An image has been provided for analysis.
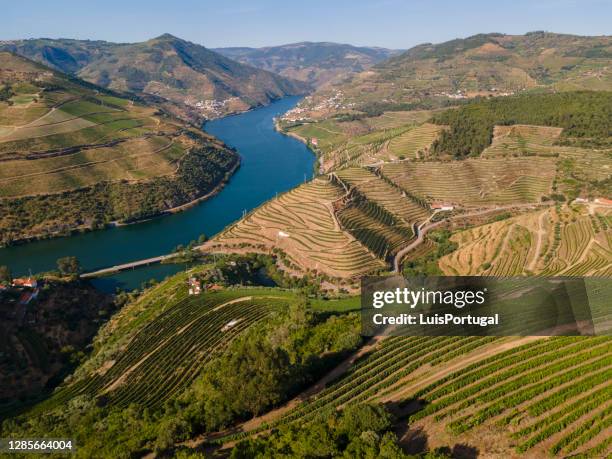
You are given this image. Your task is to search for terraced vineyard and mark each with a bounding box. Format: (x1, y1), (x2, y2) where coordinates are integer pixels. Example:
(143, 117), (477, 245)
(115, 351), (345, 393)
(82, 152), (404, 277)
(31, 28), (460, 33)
(381, 157), (556, 207)
(335, 167), (430, 226)
(440, 205), (612, 276)
(216, 333), (611, 458)
(559, 147), (612, 184)
(386, 123), (445, 159)
(337, 194), (414, 259)
(284, 111), (445, 173)
(29, 288), (289, 413)
(225, 336), (501, 441)
(482, 124), (563, 157)
(207, 177), (384, 279)
(0, 52), (237, 244)
(406, 336), (612, 458)
(0, 53), (200, 197)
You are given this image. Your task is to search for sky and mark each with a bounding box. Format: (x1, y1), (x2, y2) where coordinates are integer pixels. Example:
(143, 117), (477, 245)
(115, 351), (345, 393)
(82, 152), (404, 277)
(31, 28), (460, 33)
(4, 0), (611, 49)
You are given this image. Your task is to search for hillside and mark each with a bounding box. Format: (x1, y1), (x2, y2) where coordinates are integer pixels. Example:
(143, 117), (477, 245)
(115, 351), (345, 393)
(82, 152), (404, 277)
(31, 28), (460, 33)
(0, 276), (113, 412)
(3, 266), (609, 457)
(1, 35), (309, 121)
(214, 41), (400, 87)
(205, 90), (611, 287)
(0, 52), (239, 245)
(294, 32), (612, 118)
(2, 31), (611, 459)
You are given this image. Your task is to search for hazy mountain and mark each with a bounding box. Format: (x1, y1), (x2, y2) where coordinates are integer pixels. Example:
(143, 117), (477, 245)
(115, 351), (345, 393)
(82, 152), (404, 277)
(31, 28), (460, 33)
(1, 34), (309, 120)
(298, 32), (612, 116)
(214, 42), (401, 87)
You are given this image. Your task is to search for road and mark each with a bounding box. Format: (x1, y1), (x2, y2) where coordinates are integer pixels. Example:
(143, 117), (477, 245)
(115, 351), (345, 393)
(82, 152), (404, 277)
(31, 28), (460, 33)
(393, 219), (444, 272)
(393, 203), (552, 273)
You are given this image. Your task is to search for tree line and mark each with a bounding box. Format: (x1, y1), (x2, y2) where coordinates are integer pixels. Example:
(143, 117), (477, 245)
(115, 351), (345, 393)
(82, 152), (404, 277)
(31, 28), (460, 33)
(430, 91), (612, 158)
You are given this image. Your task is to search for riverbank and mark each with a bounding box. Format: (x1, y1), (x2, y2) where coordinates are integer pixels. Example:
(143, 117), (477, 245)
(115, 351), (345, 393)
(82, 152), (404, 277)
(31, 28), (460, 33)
(0, 146), (240, 248)
(111, 159), (241, 228)
(274, 118), (322, 175)
(0, 96), (314, 290)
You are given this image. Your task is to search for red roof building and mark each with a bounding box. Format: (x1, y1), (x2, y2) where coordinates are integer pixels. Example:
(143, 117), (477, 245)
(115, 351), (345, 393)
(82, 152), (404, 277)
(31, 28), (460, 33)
(12, 277), (38, 288)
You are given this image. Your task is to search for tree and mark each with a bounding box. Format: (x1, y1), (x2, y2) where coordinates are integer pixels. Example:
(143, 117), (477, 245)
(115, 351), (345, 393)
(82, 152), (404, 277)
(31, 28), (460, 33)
(0, 265), (11, 283)
(57, 256), (81, 276)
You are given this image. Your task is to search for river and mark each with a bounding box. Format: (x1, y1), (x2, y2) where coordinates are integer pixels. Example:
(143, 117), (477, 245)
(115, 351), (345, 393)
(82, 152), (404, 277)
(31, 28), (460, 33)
(0, 96), (314, 291)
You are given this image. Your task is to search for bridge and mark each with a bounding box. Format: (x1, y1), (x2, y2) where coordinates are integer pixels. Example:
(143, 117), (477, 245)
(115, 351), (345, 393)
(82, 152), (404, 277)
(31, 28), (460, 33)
(80, 253), (178, 278)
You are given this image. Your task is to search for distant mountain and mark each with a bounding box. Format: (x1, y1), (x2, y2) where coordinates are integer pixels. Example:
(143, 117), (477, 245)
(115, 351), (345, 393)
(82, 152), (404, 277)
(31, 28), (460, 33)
(1, 34), (309, 121)
(297, 32), (612, 116)
(375, 32), (611, 92)
(214, 42), (401, 87)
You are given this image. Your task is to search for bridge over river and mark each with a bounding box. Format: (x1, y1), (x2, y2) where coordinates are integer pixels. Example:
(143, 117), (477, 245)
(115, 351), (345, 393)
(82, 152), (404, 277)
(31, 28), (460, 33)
(80, 253), (178, 278)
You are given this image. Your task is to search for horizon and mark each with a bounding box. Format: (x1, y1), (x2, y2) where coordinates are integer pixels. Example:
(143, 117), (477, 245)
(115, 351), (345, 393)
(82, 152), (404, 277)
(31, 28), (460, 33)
(4, 0), (612, 49)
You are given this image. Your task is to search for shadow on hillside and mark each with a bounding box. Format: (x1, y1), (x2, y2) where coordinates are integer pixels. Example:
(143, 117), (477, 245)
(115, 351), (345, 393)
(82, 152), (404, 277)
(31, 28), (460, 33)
(386, 400), (480, 459)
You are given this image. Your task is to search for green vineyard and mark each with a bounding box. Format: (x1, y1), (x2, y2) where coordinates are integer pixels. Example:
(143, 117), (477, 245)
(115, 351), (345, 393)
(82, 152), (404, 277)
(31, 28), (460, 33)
(29, 289), (290, 413)
(381, 157), (556, 207)
(337, 193), (414, 259)
(407, 336), (612, 458)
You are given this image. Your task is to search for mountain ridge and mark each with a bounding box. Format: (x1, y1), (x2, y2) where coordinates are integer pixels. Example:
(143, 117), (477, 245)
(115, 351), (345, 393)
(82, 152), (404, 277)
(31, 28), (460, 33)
(214, 41), (402, 87)
(1, 34), (309, 121)
(294, 31), (612, 118)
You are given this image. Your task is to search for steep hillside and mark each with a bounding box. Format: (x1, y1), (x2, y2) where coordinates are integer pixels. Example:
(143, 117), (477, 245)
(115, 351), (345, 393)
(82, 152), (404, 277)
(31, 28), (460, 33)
(295, 32), (612, 118)
(0, 52), (239, 245)
(0, 276), (113, 411)
(1, 35), (309, 121)
(214, 42), (400, 87)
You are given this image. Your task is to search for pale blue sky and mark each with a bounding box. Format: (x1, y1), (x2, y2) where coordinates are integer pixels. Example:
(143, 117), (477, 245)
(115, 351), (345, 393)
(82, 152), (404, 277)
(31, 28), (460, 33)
(4, 0), (611, 49)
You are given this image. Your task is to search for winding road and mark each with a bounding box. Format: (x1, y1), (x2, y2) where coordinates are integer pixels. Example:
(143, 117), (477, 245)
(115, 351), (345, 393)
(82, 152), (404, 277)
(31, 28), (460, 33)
(393, 203), (553, 273)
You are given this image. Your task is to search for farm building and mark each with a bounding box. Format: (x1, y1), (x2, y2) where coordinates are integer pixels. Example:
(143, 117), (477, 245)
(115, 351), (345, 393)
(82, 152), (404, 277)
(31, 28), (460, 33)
(12, 277), (38, 288)
(188, 277), (202, 295)
(431, 203), (454, 211)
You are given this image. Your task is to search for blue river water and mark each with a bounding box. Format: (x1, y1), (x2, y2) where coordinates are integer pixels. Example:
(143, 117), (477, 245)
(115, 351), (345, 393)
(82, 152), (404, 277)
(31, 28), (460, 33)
(0, 96), (314, 291)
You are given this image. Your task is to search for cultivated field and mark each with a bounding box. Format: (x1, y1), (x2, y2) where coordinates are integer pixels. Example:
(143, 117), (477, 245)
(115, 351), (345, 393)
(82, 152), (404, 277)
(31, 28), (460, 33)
(482, 124), (563, 157)
(381, 157), (556, 207)
(220, 334), (612, 458)
(0, 67), (197, 198)
(29, 284), (291, 414)
(284, 111), (444, 172)
(439, 204), (612, 276)
(0, 52), (237, 244)
(207, 177), (385, 279)
(208, 169), (435, 278)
